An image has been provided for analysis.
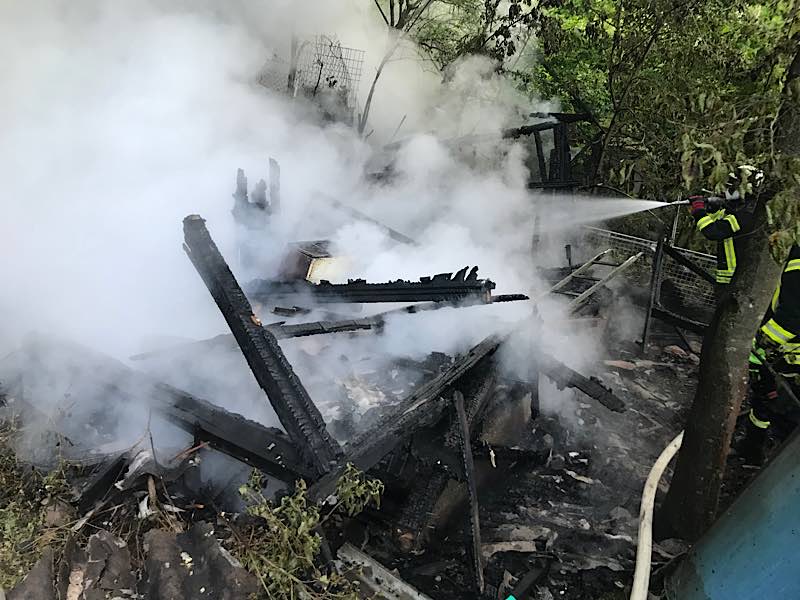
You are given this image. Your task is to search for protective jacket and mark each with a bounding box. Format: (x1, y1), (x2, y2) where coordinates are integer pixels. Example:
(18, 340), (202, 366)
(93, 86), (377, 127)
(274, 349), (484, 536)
(691, 203), (754, 284)
(758, 244), (800, 365)
(748, 244), (800, 431)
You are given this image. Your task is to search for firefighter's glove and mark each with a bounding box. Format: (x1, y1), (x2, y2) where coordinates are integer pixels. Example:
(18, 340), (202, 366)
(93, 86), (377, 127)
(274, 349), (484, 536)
(688, 196), (706, 216)
(755, 329), (781, 363)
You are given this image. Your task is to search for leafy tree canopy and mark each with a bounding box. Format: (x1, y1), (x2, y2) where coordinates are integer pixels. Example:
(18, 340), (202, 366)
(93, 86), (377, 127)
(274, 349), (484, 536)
(390, 0), (800, 245)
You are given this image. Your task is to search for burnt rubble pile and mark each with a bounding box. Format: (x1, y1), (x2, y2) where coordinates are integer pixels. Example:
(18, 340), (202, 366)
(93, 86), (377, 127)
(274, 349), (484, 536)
(1, 208), (705, 600)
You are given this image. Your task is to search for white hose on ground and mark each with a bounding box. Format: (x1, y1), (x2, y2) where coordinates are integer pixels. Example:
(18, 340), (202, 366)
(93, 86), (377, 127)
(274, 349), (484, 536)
(629, 430), (685, 600)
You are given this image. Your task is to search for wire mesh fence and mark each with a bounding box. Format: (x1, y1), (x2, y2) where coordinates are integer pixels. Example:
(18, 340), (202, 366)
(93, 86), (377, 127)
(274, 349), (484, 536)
(582, 226), (716, 317)
(295, 36), (365, 109)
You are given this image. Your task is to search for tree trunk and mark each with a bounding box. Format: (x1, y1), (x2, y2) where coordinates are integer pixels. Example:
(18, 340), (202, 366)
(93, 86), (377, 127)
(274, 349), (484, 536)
(657, 202), (780, 540)
(658, 44), (800, 541)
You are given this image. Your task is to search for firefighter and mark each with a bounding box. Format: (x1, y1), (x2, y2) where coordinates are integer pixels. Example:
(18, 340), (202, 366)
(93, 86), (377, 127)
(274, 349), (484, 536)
(688, 165), (764, 289)
(741, 243), (800, 464)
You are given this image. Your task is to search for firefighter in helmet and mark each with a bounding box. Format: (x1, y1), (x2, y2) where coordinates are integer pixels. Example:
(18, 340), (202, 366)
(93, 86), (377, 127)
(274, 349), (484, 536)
(687, 165), (765, 290)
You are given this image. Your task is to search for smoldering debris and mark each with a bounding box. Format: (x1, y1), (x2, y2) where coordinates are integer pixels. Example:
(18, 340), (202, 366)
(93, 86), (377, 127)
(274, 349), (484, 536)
(0, 4), (706, 598)
(0, 167), (691, 600)
(0, 202), (674, 600)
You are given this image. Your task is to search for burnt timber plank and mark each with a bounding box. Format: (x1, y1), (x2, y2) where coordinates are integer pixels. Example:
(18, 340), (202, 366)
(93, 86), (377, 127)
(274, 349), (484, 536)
(154, 384), (314, 482)
(539, 353), (625, 412)
(452, 391), (484, 594)
(244, 271), (496, 305)
(308, 335), (503, 501)
(182, 215), (342, 476)
(130, 297), (530, 363)
(73, 454), (129, 512)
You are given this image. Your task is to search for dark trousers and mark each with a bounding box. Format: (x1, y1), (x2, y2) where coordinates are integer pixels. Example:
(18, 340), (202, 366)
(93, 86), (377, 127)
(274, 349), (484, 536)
(749, 360), (800, 439)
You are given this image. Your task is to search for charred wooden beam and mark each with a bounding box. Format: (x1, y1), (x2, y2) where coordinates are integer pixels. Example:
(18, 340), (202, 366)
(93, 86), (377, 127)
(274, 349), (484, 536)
(538, 353), (625, 412)
(321, 194), (417, 246)
(131, 296), (530, 363)
(336, 543), (434, 599)
(244, 269), (496, 305)
(492, 293), (530, 303)
(308, 335), (503, 501)
(73, 453), (128, 513)
(529, 111), (593, 123)
(130, 318), (380, 361)
(182, 215), (342, 476)
(452, 390), (485, 594)
(154, 384), (314, 482)
(502, 121), (563, 139)
(396, 371), (543, 551)
(275, 317), (377, 338)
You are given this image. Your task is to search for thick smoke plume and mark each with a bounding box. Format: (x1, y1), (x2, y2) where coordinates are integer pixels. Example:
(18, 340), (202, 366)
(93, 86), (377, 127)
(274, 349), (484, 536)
(0, 1), (606, 453)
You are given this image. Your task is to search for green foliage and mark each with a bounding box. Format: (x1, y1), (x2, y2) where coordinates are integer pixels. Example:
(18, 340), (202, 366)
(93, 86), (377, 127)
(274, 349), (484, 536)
(0, 423), (69, 590)
(334, 463), (384, 517)
(404, 0), (800, 246)
(233, 466), (383, 599)
(386, 0), (538, 68)
(540, 1), (798, 184)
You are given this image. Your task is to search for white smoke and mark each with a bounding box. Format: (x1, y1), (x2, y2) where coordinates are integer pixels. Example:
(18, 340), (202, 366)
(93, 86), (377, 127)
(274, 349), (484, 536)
(0, 0), (613, 456)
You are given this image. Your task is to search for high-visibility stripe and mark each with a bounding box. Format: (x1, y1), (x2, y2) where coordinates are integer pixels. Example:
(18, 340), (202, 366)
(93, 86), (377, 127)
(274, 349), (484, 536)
(716, 274), (732, 283)
(697, 209), (725, 231)
(749, 350), (764, 365)
(724, 214), (741, 232)
(723, 237), (737, 272)
(761, 319), (796, 344)
(749, 409), (771, 429)
(786, 259), (800, 272)
(772, 282), (781, 312)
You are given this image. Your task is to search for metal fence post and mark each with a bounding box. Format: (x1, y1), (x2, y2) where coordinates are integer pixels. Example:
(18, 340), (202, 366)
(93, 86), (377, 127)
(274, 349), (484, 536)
(641, 237), (666, 354)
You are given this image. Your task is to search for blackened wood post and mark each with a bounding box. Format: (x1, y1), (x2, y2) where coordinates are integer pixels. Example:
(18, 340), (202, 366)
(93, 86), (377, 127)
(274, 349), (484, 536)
(453, 390), (484, 594)
(182, 215), (342, 477)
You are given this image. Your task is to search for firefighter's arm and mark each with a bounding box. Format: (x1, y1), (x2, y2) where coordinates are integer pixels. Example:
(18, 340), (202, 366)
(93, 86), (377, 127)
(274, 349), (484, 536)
(694, 207), (741, 241)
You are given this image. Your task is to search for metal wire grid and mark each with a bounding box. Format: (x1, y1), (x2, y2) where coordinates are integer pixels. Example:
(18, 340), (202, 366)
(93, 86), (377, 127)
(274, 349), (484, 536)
(581, 226), (716, 311)
(661, 247), (717, 309)
(295, 36), (365, 108)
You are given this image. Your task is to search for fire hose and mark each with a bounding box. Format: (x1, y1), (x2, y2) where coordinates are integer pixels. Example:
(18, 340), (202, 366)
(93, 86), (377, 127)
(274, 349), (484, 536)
(629, 431), (684, 600)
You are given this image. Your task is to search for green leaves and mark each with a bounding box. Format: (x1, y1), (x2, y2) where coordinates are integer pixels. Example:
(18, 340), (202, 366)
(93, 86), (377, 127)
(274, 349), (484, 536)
(234, 466), (383, 599)
(334, 463), (385, 517)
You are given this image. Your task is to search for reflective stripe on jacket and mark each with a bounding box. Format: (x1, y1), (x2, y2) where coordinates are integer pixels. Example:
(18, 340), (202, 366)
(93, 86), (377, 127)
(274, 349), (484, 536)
(758, 247), (800, 364)
(692, 206), (751, 284)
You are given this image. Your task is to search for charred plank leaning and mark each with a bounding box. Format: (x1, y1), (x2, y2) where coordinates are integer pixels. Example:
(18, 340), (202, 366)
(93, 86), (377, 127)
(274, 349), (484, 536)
(182, 215), (342, 476)
(155, 383), (314, 482)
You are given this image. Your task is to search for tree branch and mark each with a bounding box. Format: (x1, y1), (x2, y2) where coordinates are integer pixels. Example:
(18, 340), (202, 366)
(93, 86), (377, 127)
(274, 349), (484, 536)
(373, 0), (390, 26)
